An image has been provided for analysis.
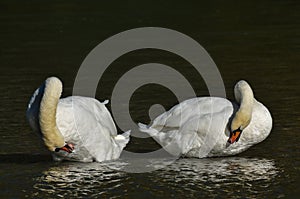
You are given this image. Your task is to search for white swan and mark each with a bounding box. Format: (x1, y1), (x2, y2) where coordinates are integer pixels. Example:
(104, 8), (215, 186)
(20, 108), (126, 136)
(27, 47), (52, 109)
(139, 80), (272, 158)
(26, 77), (130, 162)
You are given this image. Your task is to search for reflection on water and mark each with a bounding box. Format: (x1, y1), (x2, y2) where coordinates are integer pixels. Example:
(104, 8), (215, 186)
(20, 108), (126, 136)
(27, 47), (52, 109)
(152, 157), (279, 198)
(32, 161), (129, 198)
(160, 157), (278, 182)
(31, 157), (278, 198)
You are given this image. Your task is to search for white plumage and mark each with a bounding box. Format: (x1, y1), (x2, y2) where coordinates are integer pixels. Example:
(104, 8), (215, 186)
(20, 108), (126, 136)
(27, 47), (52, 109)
(26, 77), (130, 162)
(139, 80), (272, 158)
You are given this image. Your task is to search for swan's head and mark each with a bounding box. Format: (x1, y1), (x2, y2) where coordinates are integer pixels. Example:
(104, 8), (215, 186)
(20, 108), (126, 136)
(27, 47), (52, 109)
(228, 80), (254, 144)
(55, 143), (75, 153)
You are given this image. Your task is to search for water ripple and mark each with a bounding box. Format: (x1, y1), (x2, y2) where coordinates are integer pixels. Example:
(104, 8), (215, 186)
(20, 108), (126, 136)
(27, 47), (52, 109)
(29, 157), (280, 198)
(31, 160), (129, 198)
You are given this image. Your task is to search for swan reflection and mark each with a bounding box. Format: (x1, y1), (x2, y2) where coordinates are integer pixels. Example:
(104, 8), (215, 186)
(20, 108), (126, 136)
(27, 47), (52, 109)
(151, 157), (278, 181)
(149, 157), (279, 198)
(32, 157), (278, 198)
(33, 160), (129, 197)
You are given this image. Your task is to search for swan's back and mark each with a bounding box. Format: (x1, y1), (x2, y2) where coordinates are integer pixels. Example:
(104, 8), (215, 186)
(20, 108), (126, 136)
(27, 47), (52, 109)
(150, 97), (234, 131)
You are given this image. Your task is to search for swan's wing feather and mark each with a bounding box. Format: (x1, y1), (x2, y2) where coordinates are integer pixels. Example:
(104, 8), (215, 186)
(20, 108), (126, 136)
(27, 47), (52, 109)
(56, 96), (118, 148)
(149, 97), (232, 130)
(139, 97), (234, 156)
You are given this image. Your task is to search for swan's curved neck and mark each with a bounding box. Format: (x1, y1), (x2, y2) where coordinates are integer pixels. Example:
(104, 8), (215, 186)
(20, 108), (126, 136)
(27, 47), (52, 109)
(39, 77), (65, 151)
(232, 81), (254, 131)
(237, 87), (254, 116)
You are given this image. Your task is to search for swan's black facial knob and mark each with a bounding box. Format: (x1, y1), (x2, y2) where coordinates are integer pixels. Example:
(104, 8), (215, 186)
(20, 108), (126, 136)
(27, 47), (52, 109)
(228, 127), (242, 144)
(55, 143), (74, 153)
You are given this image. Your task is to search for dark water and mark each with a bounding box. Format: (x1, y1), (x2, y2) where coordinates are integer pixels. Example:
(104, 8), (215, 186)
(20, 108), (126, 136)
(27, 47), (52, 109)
(0, 0), (299, 198)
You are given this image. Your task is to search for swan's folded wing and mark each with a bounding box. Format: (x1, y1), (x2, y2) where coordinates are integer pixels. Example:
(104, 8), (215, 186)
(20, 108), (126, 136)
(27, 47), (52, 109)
(56, 96), (122, 161)
(56, 96), (118, 139)
(91, 98), (118, 136)
(141, 107), (233, 157)
(149, 97), (232, 131)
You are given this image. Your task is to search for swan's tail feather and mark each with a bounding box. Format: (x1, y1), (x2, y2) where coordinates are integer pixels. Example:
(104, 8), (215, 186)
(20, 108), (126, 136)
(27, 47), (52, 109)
(138, 122), (159, 137)
(121, 130), (131, 139)
(138, 122), (180, 156)
(114, 130), (131, 149)
(138, 122), (148, 130)
(101, 100), (109, 105)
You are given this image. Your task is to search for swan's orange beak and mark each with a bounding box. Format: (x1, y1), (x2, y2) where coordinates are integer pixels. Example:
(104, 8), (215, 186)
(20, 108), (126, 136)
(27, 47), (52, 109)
(55, 143), (74, 153)
(228, 130), (242, 144)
